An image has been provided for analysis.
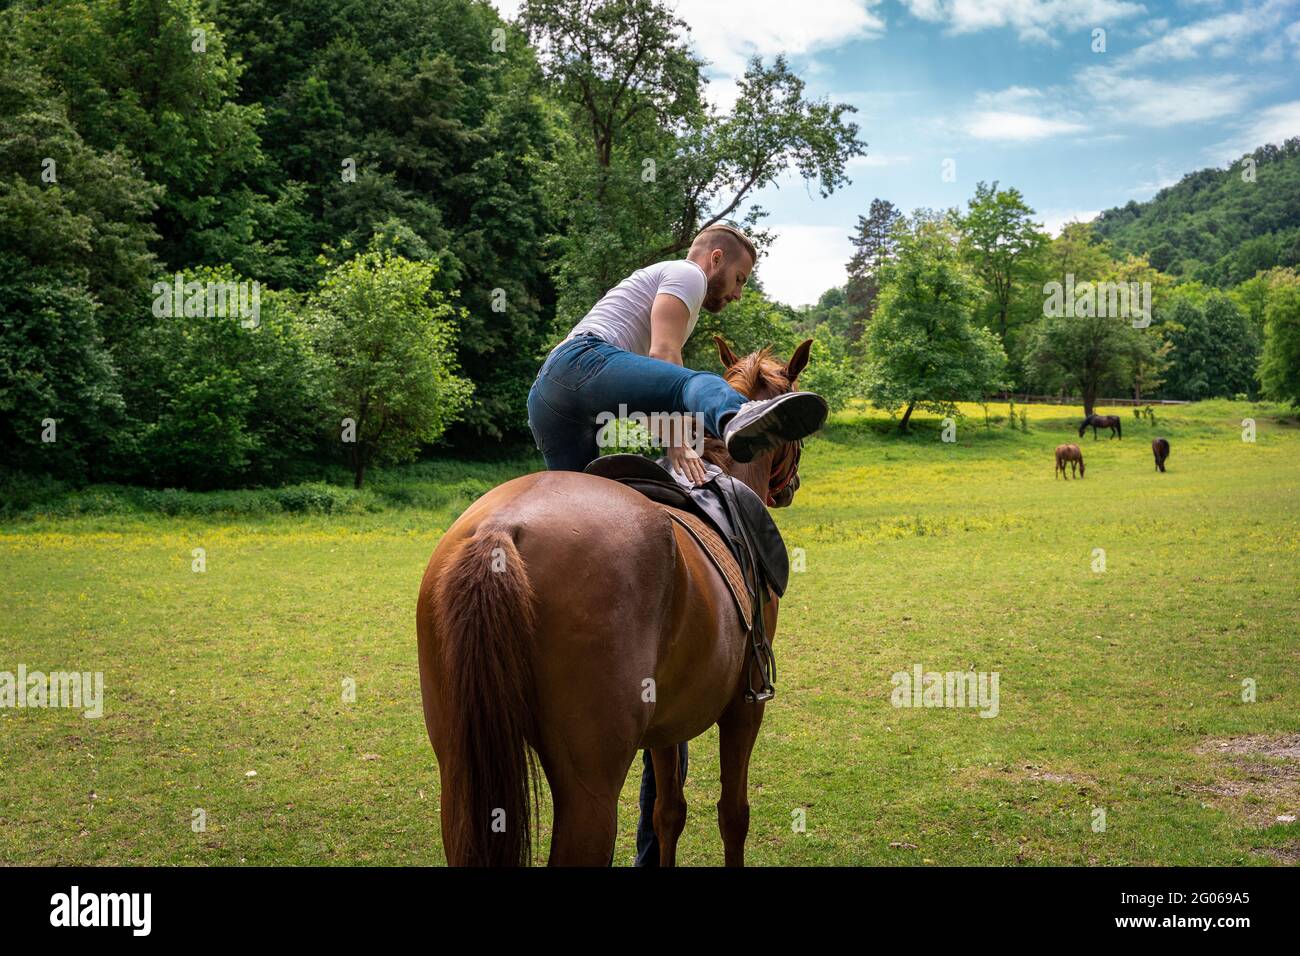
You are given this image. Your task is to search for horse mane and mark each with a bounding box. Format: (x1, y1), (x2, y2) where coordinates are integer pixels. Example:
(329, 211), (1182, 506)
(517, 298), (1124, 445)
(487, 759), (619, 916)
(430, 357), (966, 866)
(721, 347), (792, 402)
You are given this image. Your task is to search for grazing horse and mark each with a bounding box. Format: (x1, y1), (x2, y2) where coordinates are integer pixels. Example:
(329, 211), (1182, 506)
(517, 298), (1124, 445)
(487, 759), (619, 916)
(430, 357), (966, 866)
(1055, 443), (1084, 479)
(1079, 414), (1121, 440)
(1152, 437), (1170, 472)
(416, 338), (815, 867)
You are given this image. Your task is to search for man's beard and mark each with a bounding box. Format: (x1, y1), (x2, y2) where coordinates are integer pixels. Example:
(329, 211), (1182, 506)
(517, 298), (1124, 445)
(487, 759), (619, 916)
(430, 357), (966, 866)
(702, 273), (728, 313)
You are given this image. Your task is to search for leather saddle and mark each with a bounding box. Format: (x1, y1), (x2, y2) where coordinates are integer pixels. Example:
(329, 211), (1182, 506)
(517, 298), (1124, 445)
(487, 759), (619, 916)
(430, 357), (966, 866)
(583, 453), (788, 702)
(583, 454), (789, 597)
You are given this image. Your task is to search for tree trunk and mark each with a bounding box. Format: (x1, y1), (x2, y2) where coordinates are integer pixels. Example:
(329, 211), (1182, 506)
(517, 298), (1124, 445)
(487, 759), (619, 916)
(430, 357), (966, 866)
(353, 459), (366, 489)
(899, 400), (916, 431)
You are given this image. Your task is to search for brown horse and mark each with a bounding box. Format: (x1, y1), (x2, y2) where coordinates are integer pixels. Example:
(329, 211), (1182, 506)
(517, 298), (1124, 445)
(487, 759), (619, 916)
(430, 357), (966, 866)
(1152, 437), (1170, 472)
(1055, 443), (1084, 479)
(1079, 414), (1121, 440)
(416, 337), (815, 866)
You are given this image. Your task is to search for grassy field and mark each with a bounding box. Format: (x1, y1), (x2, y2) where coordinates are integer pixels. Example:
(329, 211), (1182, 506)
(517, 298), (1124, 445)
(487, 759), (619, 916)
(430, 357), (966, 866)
(2, 399), (1297, 866)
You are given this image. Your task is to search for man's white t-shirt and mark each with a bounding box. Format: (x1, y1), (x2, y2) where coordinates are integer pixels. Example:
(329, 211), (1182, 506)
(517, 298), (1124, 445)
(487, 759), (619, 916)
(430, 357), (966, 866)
(559, 259), (708, 356)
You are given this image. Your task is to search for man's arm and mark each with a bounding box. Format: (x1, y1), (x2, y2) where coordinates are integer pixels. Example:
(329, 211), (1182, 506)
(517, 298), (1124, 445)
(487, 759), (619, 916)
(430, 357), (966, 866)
(646, 292), (710, 485)
(648, 292), (690, 366)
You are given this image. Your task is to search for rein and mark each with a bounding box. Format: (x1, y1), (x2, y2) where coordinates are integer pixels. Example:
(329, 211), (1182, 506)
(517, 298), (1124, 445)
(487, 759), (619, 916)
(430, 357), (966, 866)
(765, 440), (801, 506)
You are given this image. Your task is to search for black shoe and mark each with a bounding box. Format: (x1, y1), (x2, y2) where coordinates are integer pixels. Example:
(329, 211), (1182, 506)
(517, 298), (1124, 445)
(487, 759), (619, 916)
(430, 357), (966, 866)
(723, 392), (828, 463)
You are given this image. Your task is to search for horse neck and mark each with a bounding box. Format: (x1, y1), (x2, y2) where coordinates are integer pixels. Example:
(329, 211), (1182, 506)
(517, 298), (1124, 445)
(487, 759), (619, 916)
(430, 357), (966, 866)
(702, 437), (772, 502)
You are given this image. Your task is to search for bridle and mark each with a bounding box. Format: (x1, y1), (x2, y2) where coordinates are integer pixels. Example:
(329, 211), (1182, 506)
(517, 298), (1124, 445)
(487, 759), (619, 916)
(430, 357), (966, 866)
(764, 438), (802, 506)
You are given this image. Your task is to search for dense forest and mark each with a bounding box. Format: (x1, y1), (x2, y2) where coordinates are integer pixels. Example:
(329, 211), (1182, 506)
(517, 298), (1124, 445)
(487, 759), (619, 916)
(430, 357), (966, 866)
(1092, 138), (1300, 287)
(2, 0), (1298, 494)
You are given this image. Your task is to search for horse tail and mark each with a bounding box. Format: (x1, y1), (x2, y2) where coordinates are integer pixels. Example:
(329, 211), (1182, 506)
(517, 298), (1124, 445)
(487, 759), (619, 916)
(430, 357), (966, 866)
(433, 525), (541, 866)
(1115, 418), (1121, 439)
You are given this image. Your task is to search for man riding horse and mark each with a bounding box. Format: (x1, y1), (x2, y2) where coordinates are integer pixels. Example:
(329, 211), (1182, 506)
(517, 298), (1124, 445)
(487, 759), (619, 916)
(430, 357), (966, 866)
(525, 224), (827, 865)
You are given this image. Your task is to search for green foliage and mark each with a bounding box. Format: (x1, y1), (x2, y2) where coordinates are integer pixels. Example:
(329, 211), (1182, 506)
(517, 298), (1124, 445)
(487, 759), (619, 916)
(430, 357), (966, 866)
(863, 212), (1008, 429)
(309, 247), (474, 487)
(122, 267), (325, 488)
(1160, 294), (1259, 400)
(845, 198), (901, 341)
(525, 0), (864, 324)
(1092, 138), (1300, 286)
(0, 26), (159, 476)
(1258, 276), (1300, 408)
(958, 181), (1049, 375)
(684, 289), (799, 370)
(1026, 223), (1172, 410)
(796, 328), (864, 415)
(214, 0), (560, 438)
(17, 0), (292, 280)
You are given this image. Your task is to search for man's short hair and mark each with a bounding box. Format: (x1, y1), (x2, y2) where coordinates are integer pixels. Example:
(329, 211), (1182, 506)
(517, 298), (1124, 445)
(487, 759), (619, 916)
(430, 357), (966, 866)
(690, 224), (757, 264)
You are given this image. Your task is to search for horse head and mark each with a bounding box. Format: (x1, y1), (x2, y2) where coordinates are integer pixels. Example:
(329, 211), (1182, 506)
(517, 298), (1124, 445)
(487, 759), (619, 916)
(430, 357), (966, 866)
(708, 334), (814, 508)
(1078, 417), (1090, 438)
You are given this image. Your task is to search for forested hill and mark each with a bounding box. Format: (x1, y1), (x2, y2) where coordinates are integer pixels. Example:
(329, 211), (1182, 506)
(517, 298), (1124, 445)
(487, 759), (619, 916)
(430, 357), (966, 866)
(1091, 138), (1300, 287)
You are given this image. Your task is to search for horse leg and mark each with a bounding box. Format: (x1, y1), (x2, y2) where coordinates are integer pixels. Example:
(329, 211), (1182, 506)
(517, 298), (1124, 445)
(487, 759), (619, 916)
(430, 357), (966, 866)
(545, 756), (631, 866)
(534, 696), (642, 867)
(649, 745), (687, 866)
(716, 693), (764, 867)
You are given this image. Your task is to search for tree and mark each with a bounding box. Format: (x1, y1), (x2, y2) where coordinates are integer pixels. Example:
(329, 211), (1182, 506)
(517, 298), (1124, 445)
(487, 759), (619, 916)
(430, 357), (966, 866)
(210, 0), (561, 440)
(1161, 293), (1257, 400)
(1112, 254), (1174, 402)
(18, 0), (290, 283)
(310, 247), (473, 488)
(0, 24), (159, 478)
(1092, 137), (1300, 287)
(126, 267), (325, 488)
(523, 0), (865, 321)
(1026, 224), (1163, 414)
(845, 198), (901, 342)
(863, 212), (1007, 431)
(1259, 276), (1300, 408)
(958, 181), (1048, 383)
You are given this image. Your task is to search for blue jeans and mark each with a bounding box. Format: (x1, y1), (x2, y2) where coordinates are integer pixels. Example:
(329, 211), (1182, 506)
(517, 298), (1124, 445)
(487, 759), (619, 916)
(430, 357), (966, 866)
(527, 333), (738, 865)
(526, 333), (747, 472)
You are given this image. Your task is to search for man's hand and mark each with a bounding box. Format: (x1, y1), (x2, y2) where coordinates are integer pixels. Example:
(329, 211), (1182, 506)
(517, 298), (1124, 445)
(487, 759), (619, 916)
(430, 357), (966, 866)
(666, 442), (709, 486)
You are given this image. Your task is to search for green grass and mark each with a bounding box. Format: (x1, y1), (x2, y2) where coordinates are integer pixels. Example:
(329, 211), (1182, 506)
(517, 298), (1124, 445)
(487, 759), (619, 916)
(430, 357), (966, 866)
(2, 400), (1297, 865)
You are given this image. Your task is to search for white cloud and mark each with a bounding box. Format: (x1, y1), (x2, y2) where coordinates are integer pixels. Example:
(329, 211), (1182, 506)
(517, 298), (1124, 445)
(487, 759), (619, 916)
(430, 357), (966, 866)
(1038, 209), (1100, 236)
(1209, 98), (1300, 159)
(755, 225), (854, 307)
(847, 151), (913, 167)
(671, 0), (886, 79)
(1076, 66), (1254, 125)
(898, 0), (1146, 43)
(1128, 0), (1296, 64)
(975, 85), (1046, 108)
(965, 110), (1087, 140)
(1130, 172), (1183, 197)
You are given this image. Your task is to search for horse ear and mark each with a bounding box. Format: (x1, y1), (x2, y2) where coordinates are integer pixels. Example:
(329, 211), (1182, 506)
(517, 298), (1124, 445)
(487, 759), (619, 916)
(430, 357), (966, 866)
(714, 334), (741, 370)
(785, 338), (814, 383)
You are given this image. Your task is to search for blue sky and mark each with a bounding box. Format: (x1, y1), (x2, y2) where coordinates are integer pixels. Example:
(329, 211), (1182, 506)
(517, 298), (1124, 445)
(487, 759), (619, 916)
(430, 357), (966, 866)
(493, 0), (1300, 305)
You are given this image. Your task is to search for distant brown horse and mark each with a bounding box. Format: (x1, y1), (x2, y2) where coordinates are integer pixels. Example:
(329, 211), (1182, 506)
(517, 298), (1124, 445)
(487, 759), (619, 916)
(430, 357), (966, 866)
(416, 337), (815, 866)
(1152, 437), (1170, 472)
(1055, 443), (1084, 479)
(1079, 414), (1121, 440)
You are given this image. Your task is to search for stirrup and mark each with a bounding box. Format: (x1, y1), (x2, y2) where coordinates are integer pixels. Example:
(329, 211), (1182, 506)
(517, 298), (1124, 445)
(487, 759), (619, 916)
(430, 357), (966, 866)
(744, 638), (776, 703)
